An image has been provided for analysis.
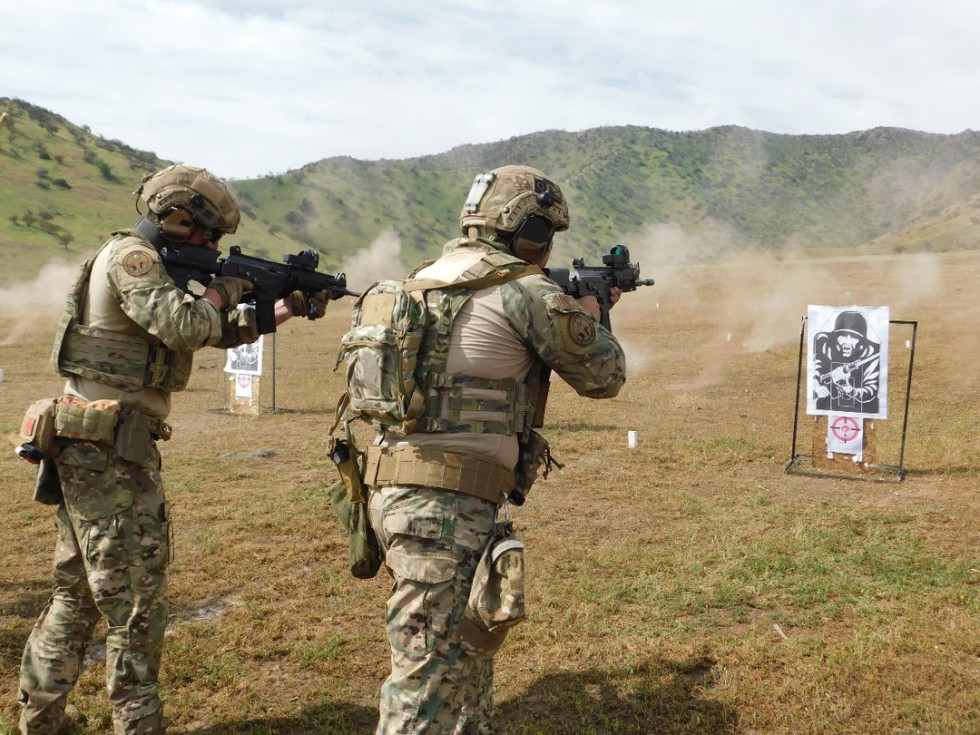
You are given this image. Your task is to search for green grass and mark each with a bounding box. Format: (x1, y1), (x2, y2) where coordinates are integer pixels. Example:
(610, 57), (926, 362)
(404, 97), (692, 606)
(2, 112), (980, 732)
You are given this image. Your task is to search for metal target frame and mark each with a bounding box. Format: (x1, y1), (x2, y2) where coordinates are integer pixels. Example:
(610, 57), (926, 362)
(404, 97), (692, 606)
(786, 316), (918, 482)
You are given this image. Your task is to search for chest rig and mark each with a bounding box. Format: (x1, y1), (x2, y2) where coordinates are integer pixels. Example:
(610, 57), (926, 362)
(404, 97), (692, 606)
(50, 232), (194, 392)
(405, 249), (544, 438)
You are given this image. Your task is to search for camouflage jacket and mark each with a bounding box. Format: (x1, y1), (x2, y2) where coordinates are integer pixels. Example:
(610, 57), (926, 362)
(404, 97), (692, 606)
(54, 230), (258, 420)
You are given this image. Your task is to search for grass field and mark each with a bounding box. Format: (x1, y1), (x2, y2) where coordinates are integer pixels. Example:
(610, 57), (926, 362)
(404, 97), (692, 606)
(0, 248), (978, 734)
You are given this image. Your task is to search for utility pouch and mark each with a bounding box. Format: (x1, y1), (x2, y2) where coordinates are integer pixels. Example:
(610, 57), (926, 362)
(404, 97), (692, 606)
(327, 431), (382, 579)
(510, 430), (564, 505)
(53, 396), (120, 445)
(115, 410), (151, 464)
(33, 459), (63, 505)
(19, 398), (59, 459)
(459, 521), (526, 659)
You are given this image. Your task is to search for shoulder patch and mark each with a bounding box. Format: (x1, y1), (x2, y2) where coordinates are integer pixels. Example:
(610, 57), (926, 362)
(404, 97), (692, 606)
(122, 250), (153, 277)
(548, 292), (584, 312)
(566, 312), (597, 346)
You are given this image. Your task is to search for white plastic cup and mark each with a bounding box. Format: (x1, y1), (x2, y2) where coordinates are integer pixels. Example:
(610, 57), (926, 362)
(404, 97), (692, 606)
(628, 430), (639, 449)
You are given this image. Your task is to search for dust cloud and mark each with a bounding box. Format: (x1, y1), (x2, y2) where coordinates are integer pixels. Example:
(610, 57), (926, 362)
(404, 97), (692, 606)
(617, 222), (962, 388)
(340, 228), (407, 292)
(0, 260), (77, 346)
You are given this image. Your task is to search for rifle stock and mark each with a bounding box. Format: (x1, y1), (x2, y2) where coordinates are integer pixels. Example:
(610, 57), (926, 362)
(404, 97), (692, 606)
(545, 245), (654, 330)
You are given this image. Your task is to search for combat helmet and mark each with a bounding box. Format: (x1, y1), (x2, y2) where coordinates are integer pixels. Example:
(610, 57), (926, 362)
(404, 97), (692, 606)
(137, 163), (240, 241)
(833, 310), (869, 337)
(459, 165), (569, 263)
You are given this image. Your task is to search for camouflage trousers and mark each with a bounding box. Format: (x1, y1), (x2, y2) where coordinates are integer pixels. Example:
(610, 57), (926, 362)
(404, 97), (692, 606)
(19, 440), (171, 735)
(368, 485), (498, 735)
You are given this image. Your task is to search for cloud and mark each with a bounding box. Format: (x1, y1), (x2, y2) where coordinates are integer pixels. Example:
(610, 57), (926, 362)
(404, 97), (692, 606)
(2, 1), (978, 179)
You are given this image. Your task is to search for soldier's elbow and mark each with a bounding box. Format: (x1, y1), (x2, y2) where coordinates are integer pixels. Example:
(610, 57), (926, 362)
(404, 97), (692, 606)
(582, 376), (625, 399)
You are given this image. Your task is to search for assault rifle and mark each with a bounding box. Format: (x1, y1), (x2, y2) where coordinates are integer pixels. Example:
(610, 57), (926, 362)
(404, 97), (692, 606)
(159, 244), (358, 334)
(815, 352), (880, 385)
(545, 245), (655, 330)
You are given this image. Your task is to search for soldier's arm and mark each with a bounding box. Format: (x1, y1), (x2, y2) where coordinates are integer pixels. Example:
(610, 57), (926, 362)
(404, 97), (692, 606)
(105, 238), (233, 351)
(506, 276), (626, 399)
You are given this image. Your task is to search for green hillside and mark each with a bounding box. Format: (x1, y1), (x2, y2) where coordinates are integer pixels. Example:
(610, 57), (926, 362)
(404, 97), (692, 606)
(0, 100), (163, 281)
(2, 97), (979, 286)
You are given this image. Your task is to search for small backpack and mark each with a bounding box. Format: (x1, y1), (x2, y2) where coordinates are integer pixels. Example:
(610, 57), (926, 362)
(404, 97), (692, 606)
(336, 264), (540, 434)
(336, 278), (432, 430)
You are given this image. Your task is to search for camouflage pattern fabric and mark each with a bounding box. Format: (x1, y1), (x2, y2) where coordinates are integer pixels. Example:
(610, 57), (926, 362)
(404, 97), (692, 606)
(340, 279), (427, 427)
(364, 237), (626, 733)
(21, 227), (261, 734)
(500, 276), (625, 399)
(53, 232), (259, 421)
(19, 441), (170, 735)
(368, 485), (497, 735)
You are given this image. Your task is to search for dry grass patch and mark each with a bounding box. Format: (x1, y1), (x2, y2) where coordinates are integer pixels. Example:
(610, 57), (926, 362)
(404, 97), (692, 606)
(1, 250), (979, 734)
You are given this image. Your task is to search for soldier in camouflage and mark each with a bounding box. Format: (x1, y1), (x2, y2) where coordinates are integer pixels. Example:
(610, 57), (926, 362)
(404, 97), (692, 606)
(365, 165), (626, 733)
(17, 164), (327, 735)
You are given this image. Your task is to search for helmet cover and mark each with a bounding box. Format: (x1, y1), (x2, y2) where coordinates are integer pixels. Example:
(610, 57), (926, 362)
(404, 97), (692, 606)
(459, 164), (569, 237)
(138, 163), (240, 234)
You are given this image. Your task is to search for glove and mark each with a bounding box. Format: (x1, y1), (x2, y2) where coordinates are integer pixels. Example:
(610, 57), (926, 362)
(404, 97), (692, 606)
(208, 277), (253, 309)
(290, 290), (328, 319)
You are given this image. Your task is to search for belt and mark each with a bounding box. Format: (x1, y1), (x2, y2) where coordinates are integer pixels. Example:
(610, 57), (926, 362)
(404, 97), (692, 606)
(53, 396), (172, 444)
(364, 444), (514, 505)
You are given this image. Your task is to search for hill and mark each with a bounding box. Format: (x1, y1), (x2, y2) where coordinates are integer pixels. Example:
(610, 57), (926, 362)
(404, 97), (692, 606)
(2, 97), (979, 287)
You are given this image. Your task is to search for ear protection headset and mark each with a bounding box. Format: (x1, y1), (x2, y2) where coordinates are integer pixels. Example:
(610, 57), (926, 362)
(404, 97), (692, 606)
(506, 213), (555, 265)
(510, 237), (550, 265)
(157, 207), (197, 241)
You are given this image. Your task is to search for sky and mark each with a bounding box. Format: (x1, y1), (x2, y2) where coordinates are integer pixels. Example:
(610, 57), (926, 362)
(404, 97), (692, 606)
(3, 0), (979, 180)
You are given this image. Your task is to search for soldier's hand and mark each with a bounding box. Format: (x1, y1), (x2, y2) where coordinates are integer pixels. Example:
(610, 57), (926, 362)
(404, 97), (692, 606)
(576, 294), (602, 321)
(289, 290), (329, 319)
(206, 276), (253, 310)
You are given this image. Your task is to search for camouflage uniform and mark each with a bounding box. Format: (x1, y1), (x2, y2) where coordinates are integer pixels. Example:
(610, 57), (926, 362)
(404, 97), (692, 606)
(19, 231), (256, 735)
(367, 237), (626, 734)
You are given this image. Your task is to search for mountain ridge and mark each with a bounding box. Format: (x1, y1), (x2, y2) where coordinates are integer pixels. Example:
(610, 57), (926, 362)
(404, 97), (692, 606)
(2, 97), (977, 286)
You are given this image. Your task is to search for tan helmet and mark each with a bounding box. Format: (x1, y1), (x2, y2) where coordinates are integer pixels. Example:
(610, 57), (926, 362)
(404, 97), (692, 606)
(459, 165), (570, 238)
(137, 163), (240, 240)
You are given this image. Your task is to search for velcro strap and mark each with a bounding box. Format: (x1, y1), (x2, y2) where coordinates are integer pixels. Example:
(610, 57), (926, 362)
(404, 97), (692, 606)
(365, 444), (514, 504)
